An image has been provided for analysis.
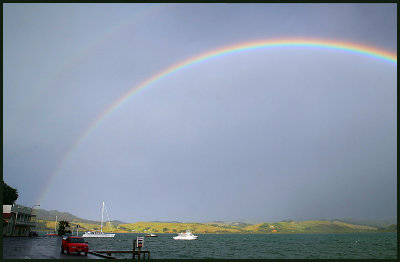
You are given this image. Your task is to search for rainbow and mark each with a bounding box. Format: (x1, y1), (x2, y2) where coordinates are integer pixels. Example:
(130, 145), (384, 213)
(37, 38), (397, 204)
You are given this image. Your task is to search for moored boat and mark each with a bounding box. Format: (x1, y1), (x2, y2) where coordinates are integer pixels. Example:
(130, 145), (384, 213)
(82, 202), (115, 238)
(82, 230), (115, 238)
(173, 230), (198, 240)
(45, 233), (58, 236)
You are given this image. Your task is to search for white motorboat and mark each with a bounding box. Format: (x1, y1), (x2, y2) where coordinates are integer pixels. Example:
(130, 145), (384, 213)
(82, 202), (115, 238)
(173, 230), (198, 240)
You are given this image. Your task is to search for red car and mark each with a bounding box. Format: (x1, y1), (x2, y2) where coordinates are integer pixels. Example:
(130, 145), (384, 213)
(61, 236), (89, 256)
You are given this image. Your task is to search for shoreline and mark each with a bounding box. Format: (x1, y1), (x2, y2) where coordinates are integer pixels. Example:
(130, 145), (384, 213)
(33, 231), (395, 235)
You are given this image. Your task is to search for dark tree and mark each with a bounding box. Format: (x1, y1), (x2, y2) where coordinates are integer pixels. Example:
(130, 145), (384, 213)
(57, 220), (72, 236)
(2, 180), (19, 205)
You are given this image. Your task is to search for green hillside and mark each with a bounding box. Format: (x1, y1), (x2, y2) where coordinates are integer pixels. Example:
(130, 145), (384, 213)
(335, 217), (397, 228)
(114, 220), (379, 234)
(120, 222), (243, 234)
(243, 220), (377, 233)
(33, 209), (395, 234)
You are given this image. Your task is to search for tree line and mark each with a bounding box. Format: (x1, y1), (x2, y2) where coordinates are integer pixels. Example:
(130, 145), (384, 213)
(2, 180), (19, 205)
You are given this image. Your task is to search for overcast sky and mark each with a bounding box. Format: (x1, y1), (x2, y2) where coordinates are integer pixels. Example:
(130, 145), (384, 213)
(3, 3), (397, 223)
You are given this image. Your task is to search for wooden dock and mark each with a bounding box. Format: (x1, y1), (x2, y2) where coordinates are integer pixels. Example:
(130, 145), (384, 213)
(91, 250), (150, 259)
(92, 239), (150, 259)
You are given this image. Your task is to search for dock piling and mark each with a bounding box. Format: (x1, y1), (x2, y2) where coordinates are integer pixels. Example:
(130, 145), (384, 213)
(133, 240), (136, 259)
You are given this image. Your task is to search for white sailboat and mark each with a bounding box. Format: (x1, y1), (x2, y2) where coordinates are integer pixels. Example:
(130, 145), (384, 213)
(82, 202), (115, 238)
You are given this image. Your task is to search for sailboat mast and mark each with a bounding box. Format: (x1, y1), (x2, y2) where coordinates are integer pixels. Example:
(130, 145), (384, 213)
(101, 201), (104, 233)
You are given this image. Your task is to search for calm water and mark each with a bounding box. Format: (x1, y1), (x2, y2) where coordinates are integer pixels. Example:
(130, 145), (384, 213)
(76, 233), (397, 259)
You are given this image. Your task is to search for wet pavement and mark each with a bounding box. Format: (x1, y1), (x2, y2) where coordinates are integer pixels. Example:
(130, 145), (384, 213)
(2, 236), (104, 259)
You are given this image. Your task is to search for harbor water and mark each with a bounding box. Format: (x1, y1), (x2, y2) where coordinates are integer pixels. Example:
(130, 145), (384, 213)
(74, 232), (396, 259)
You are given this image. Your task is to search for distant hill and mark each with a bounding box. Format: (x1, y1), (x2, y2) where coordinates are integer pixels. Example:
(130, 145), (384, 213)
(35, 209), (86, 222)
(120, 221), (243, 233)
(34, 208), (126, 232)
(150, 221), (183, 223)
(33, 208), (396, 234)
(118, 220), (381, 234)
(35, 208), (126, 224)
(334, 217), (397, 228)
(244, 220), (378, 233)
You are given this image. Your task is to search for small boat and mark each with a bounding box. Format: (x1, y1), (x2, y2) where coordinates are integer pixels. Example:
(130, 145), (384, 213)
(173, 230), (198, 240)
(82, 202), (115, 238)
(146, 233), (158, 237)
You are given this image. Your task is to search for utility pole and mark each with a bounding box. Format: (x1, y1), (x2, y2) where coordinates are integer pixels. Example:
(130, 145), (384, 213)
(55, 216), (58, 234)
